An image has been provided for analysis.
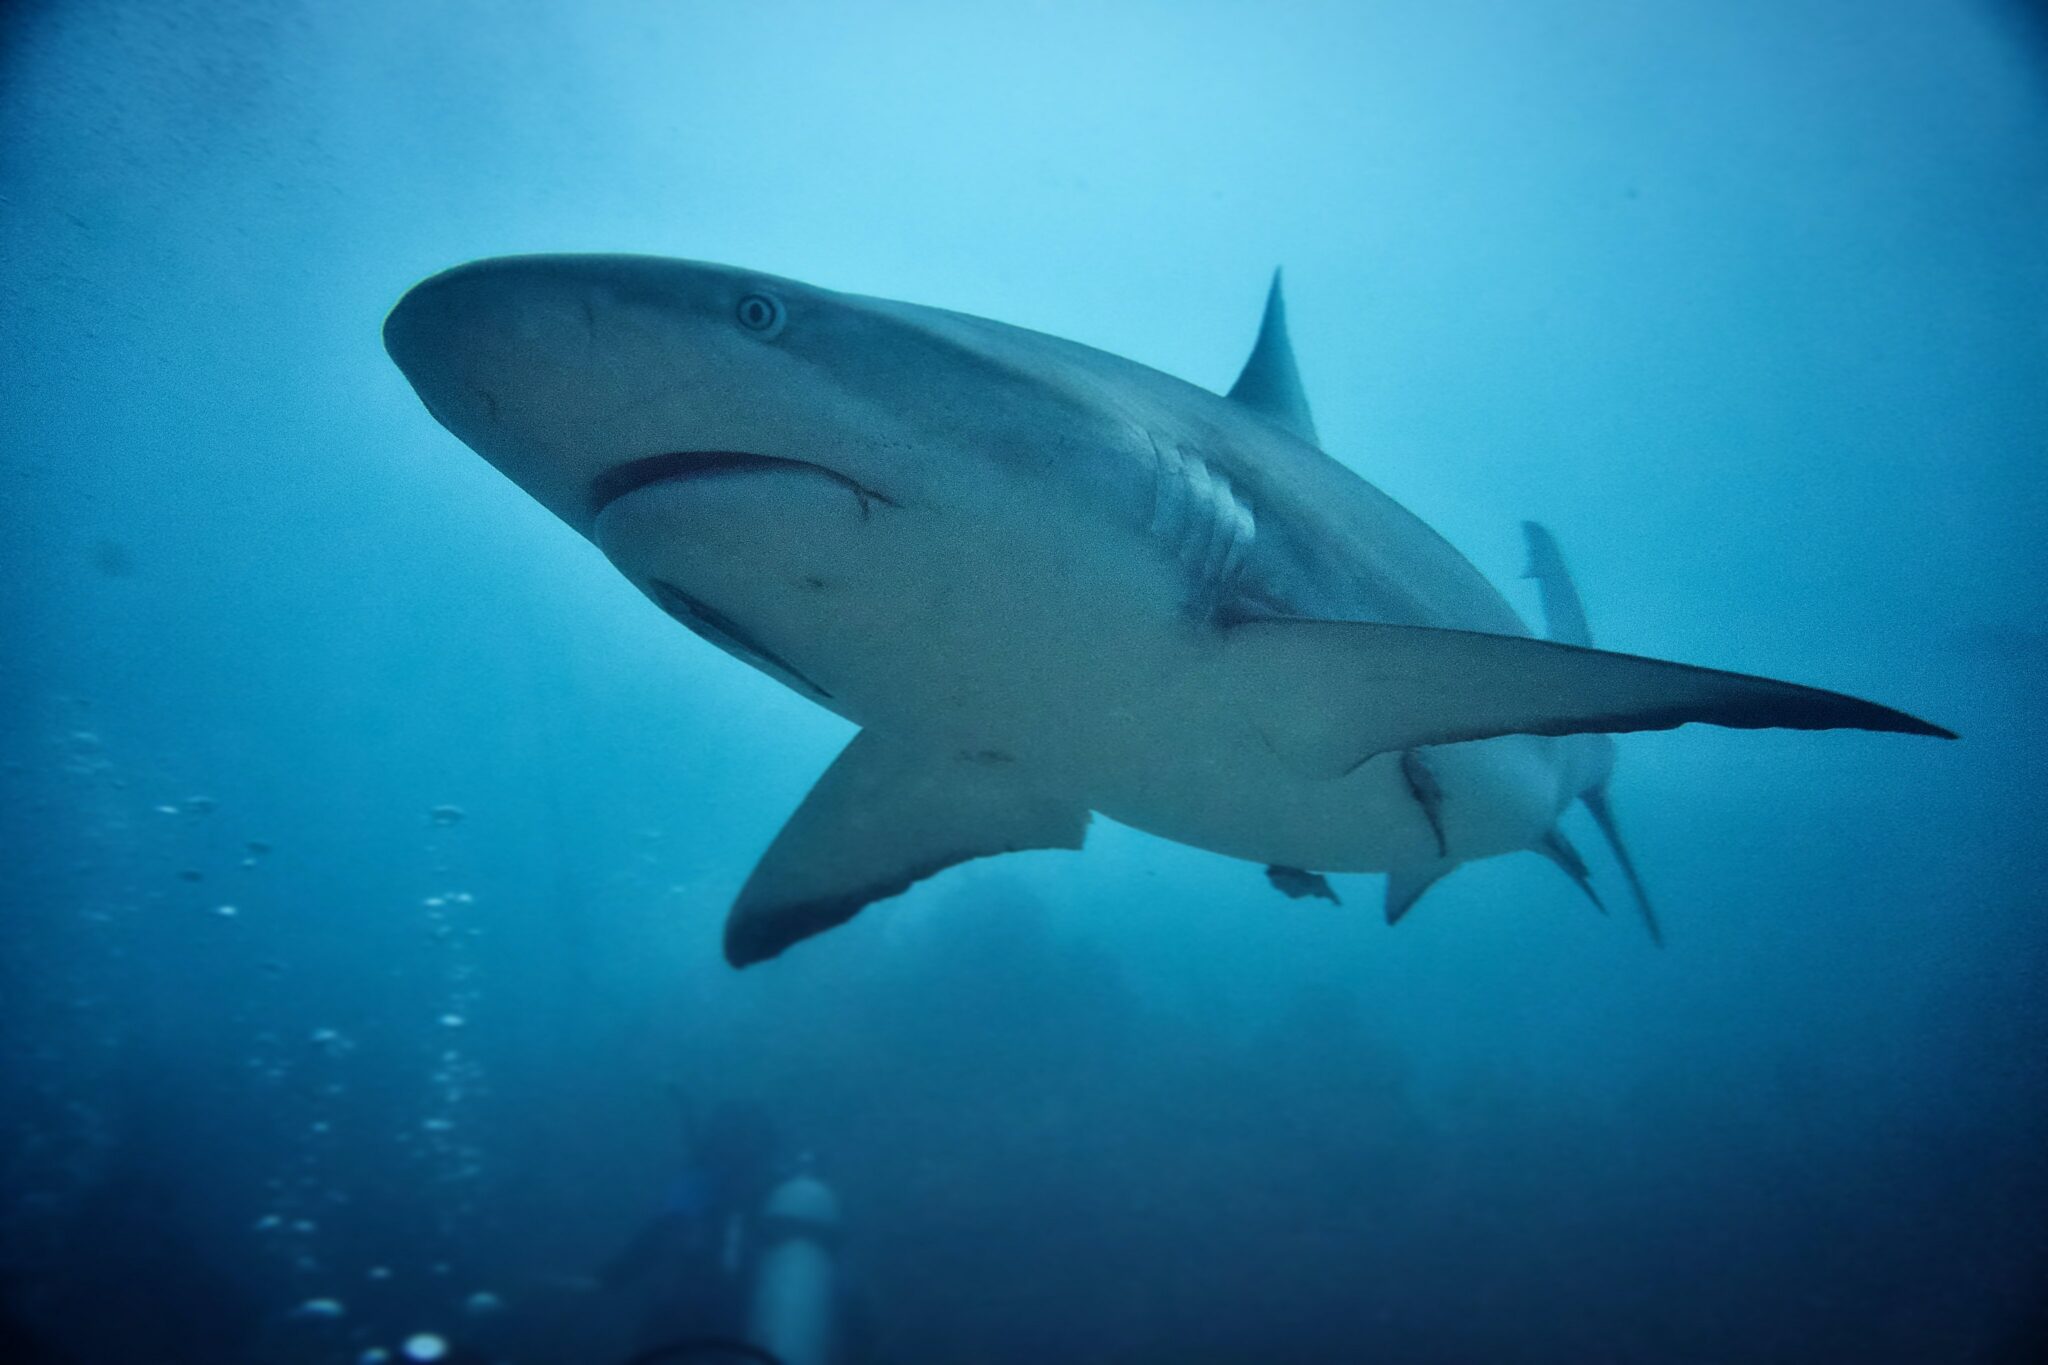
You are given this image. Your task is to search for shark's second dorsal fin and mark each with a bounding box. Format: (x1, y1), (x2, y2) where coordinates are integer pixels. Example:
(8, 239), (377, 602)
(1227, 270), (1319, 447)
(1520, 521), (1593, 647)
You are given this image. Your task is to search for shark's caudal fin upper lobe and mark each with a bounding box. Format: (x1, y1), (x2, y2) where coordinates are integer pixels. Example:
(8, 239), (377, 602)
(725, 730), (1090, 966)
(1524, 519), (1657, 940)
(1521, 520), (1593, 648)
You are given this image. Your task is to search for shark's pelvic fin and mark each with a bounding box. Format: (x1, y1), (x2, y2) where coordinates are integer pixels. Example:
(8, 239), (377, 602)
(1266, 864), (1341, 903)
(724, 730), (1090, 966)
(1385, 861), (1454, 925)
(1520, 520), (1593, 648)
(1536, 828), (1605, 914)
(1399, 748), (1448, 857)
(1224, 617), (1956, 780)
(1227, 270), (1319, 447)
(1581, 784), (1661, 946)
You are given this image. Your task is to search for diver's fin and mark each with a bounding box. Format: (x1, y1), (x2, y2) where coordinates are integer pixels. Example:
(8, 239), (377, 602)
(1222, 618), (1955, 780)
(1385, 861), (1454, 925)
(1227, 270), (1319, 446)
(1520, 521), (1593, 647)
(724, 730), (1090, 966)
(1581, 783), (1661, 946)
(1536, 828), (1604, 914)
(1266, 865), (1341, 903)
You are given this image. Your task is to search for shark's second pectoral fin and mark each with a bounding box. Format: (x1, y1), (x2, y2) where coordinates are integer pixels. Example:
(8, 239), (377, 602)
(1224, 618), (1955, 779)
(725, 730), (1090, 967)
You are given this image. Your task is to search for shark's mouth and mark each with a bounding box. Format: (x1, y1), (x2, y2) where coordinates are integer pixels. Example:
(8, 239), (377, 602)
(588, 450), (898, 521)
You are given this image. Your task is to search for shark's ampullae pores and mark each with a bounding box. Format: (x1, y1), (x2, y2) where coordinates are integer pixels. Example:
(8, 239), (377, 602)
(383, 256), (1952, 965)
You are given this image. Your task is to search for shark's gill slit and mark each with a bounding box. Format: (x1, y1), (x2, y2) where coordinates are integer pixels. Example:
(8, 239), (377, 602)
(590, 450), (899, 520)
(646, 579), (834, 701)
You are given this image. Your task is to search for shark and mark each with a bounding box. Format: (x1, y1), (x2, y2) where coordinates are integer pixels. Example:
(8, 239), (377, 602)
(382, 256), (1952, 966)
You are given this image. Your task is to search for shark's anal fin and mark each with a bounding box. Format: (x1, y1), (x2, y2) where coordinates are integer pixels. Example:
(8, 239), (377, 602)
(1225, 617), (1955, 780)
(1385, 862), (1454, 925)
(725, 730), (1089, 966)
(1266, 865), (1341, 903)
(1226, 271), (1319, 447)
(1581, 784), (1661, 946)
(1520, 521), (1593, 647)
(1536, 828), (1604, 914)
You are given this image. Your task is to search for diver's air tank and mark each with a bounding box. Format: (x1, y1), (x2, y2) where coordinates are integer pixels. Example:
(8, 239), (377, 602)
(745, 1167), (841, 1365)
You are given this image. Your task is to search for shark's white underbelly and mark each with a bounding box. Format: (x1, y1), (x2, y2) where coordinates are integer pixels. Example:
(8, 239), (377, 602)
(595, 467), (1575, 874)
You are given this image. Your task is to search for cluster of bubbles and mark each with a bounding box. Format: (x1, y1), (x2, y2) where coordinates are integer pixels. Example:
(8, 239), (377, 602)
(247, 1020), (356, 1284)
(10, 709), (522, 1359)
(409, 803), (491, 1228)
(258, 803), (506, 1359)
(0, 716), (150, 1253)
(282, 1294), (502, 1363)
(408, 886), (490, 1204)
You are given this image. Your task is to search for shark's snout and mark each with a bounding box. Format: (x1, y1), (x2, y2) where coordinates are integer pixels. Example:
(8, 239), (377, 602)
(382, 261), (503, 374)
(383, 267), (507, 433)
(383, 256), (688, 532)
(383, 260), (591, 418)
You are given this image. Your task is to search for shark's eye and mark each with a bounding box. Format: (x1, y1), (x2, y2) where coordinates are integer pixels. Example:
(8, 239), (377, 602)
(735, 291), (785, 337)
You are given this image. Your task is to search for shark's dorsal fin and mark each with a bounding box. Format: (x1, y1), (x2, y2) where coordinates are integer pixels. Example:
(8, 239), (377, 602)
(1223, 617), (1954, 781)
(1521, 521), (1593, 647)
(1227, 270), (1319, 447)
(724, 730), (1089, 966)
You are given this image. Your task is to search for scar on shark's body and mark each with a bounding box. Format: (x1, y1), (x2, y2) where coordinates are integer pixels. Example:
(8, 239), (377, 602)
(385, 255), (1953, 967)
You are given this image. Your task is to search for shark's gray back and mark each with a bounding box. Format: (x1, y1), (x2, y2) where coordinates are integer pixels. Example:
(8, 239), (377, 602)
(857, 289), (1532, 638)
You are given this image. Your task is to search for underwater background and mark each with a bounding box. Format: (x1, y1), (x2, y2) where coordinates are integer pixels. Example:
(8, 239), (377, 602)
(3, 1), (2045, 1360)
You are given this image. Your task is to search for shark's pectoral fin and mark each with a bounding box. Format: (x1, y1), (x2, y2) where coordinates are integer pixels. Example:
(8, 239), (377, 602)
(1224, 618), (1954, 779)
(725, 730), (1089, 967)
(1385, 861), (1455, 925)
(1266, 865), (1341, 903)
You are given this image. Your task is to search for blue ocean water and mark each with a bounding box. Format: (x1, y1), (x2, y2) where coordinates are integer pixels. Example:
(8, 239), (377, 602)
(2, 2), (2044, 1361)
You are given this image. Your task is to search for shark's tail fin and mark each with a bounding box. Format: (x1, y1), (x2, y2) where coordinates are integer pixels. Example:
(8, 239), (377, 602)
(1581, 783), (1661, 947)
(1521, 519), (1662, 945)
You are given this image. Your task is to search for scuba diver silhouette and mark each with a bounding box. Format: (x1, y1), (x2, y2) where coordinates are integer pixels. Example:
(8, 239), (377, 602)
(599, 1093), (785, 1350)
